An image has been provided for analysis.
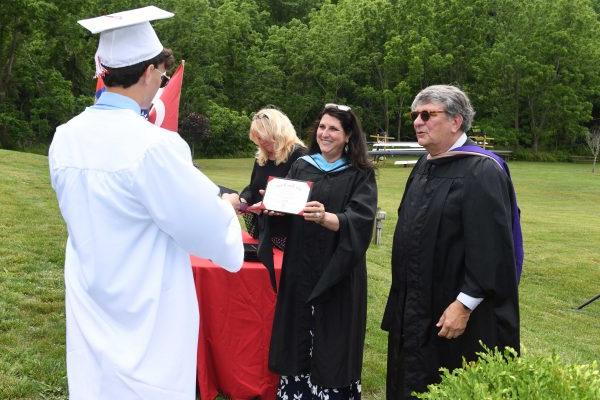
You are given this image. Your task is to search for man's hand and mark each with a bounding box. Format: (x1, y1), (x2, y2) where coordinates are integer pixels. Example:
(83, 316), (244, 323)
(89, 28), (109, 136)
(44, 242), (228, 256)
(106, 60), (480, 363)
(436, 300), (471, 339)
(221, 192), (240, 210)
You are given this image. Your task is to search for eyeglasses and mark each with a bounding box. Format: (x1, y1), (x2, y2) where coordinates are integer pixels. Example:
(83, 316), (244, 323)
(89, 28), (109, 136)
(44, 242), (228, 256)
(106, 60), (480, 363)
(324, 103), (351, 112)
(159, 71), (170, 88)
(410, 110), (448, 122)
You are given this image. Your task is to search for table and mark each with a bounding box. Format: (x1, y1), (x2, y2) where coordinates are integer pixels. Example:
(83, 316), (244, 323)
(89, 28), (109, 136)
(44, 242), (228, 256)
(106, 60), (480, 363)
(191, 232), (283, 400)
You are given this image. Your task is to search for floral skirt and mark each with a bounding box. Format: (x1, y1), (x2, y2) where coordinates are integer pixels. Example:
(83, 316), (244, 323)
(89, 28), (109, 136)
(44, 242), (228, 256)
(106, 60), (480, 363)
(275, 306), (361, 400)
(276, 374), (361, 400)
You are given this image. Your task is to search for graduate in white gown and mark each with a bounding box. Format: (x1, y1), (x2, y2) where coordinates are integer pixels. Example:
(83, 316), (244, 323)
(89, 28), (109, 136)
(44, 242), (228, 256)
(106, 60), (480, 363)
(48, 6), (244, 400)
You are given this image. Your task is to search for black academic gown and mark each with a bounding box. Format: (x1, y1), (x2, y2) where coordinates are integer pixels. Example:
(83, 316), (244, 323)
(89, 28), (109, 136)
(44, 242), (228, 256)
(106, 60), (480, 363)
(268, 158), (377, 388)
(381, 145), (520, 399)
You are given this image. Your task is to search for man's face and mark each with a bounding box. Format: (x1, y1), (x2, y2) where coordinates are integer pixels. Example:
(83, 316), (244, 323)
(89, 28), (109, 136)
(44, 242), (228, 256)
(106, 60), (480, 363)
(412, 102), (462, 156)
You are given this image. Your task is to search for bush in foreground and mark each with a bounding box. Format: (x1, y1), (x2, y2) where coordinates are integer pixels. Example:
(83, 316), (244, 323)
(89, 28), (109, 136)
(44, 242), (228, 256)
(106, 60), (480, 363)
(415, 346), (600, 399)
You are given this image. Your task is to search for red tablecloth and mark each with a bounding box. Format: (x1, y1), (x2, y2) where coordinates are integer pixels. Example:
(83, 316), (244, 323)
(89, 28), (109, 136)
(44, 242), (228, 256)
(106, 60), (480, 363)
(191, 232), (283, 400)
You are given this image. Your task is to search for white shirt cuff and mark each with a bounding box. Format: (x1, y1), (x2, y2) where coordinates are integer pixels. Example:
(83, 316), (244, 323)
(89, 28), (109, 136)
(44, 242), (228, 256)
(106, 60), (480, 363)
(457, 292), (483, 311)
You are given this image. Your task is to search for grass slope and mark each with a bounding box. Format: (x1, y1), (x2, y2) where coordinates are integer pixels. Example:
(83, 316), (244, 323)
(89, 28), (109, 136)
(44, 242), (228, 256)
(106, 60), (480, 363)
(0, 150), (67, 399)
(1, 149), (599, 399)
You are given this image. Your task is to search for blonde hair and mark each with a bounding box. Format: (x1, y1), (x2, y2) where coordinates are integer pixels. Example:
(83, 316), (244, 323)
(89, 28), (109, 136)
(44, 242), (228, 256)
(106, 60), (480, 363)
(249, 107), (305, 166)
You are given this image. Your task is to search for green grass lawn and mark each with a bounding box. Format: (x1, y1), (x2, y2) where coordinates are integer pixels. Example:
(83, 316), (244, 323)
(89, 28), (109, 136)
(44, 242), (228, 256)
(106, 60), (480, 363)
(1, 149), (599, 399)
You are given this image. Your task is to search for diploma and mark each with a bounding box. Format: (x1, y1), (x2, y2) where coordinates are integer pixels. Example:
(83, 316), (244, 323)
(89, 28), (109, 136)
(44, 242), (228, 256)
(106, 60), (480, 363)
(260, 177), (313, 215)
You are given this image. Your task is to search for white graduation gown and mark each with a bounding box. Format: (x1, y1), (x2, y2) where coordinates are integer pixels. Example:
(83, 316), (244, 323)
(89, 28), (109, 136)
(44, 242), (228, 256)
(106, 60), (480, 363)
(49, 105), (243, 400)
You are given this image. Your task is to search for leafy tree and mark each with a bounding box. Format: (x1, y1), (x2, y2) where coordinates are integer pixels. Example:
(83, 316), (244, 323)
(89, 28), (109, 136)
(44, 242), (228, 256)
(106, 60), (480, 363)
(473, 0), (600, 151)
(0, 0), (94, 148)
(200, 101), (253, 156)
(254, 0), (323, 24)
(250, 19), (322, 136)
(2, 0), (600, 155)
(586, 121), (600, 173)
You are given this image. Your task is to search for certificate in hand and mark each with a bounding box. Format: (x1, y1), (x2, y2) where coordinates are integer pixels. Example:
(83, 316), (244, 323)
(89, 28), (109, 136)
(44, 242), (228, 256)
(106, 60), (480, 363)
(262, 177), (312, 215)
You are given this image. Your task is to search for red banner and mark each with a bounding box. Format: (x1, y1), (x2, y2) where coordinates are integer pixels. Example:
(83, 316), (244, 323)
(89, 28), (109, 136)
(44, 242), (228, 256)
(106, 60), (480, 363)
(148, 61), (184, 132)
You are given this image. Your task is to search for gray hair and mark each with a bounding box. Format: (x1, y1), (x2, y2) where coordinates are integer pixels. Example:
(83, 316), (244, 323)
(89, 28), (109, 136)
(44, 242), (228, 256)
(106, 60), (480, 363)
(411, 85), (476, 133)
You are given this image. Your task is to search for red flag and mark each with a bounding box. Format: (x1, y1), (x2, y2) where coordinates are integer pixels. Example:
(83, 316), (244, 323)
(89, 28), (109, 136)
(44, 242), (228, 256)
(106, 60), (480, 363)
(148, 61), (184, 132)
(95, 77), (106, 102)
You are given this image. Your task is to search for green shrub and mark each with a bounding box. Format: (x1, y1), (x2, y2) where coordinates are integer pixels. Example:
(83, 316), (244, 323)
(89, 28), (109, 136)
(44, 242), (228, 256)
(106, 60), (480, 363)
(415, 346), (600, 400)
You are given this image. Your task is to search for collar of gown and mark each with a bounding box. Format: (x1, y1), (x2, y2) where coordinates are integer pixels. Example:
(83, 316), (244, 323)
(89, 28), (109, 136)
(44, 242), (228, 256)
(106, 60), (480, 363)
(448, 132), (468, 151)
(92, 91), (141, 114)
(301, 153), (349, 172)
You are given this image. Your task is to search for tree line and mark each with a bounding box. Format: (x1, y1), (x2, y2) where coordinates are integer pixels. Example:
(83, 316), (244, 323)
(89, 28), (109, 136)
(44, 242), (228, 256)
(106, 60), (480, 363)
(1, 0), (600, 156)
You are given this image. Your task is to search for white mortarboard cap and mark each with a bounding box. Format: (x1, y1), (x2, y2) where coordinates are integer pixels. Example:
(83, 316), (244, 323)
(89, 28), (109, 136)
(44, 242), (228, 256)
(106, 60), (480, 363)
(78, 6), (174, 77)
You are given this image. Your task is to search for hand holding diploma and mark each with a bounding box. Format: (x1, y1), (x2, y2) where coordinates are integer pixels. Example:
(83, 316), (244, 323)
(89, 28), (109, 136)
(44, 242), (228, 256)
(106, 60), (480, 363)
(243, 180), (339, 231)
(262, 177), (312, 214)
(240, 190), (279, 215)
(243, 178), (312, 216)
(221, 192), (241, 210)
(217, 185), (242, 211)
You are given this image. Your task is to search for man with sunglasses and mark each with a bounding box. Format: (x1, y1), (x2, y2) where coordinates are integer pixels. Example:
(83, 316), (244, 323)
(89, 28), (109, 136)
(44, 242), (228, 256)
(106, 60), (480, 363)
(381, 85), (521, 399)
(49, 7), (243, 400)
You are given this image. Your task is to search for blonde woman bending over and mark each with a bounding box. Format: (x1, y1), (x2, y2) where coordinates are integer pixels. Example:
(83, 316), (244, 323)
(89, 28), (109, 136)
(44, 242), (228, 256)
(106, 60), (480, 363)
(240, 107), (306, 249)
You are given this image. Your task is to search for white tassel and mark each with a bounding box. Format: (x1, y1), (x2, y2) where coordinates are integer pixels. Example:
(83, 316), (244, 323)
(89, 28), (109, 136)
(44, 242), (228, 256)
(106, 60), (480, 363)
(94, 54), (107, 78)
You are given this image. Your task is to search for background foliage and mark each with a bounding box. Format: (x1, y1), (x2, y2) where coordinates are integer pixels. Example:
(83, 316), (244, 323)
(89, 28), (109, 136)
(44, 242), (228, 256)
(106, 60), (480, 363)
(1, 0), (600, 154)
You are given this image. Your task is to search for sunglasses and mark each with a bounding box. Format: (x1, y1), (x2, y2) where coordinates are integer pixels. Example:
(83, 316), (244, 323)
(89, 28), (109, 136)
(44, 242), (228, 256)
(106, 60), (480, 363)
(410, 110), (448, 122)
(324, 103), (351, 112)
(159, 71), (170, 88)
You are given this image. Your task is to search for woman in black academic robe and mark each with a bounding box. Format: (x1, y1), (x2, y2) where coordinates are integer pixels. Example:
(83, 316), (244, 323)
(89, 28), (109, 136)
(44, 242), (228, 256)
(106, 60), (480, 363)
(239, 107), (306, 249)
(268, 104), (377, 399)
